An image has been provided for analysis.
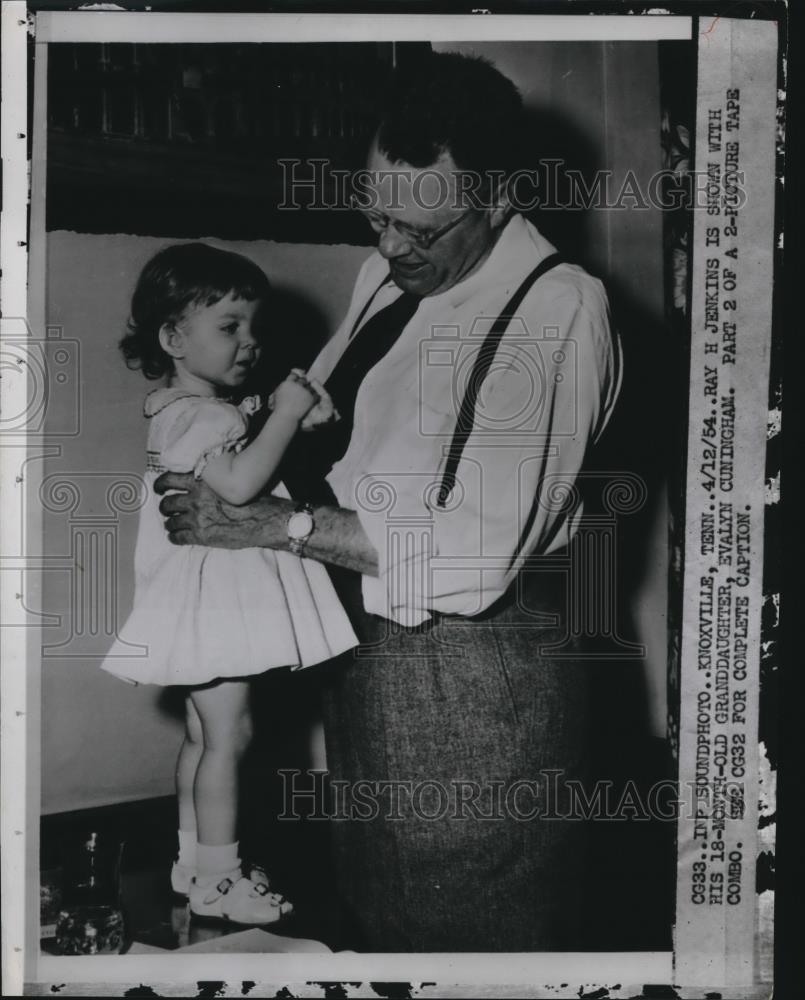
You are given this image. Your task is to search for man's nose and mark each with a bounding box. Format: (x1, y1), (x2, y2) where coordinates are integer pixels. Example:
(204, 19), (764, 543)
(377, 224), (413, 259)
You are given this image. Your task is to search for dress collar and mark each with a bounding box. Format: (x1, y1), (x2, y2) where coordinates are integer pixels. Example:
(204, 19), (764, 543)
(143, 386), (205, 417)
(143, 387), (261, 418)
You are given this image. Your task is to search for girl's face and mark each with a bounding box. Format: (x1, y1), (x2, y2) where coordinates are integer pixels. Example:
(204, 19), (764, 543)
(168, 292), (263, 391)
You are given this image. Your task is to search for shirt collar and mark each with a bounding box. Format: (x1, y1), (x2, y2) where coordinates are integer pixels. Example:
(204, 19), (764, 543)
(429, 214), (558, 311)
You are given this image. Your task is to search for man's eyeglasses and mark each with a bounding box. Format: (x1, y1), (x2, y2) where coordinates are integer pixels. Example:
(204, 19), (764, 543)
(349, 195), (476, 251)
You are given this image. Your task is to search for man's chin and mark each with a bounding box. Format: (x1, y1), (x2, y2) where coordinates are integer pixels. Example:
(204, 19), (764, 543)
(389, 261), (436, 295)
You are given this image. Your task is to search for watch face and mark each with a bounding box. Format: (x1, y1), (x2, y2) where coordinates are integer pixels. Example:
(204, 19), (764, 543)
(287, 511), (314, 540)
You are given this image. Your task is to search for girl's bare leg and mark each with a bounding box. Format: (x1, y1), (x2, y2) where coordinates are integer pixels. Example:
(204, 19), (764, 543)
(176, 693), (204, 835)
(186, 679), (292, 923)
(189, 679), (253, 846)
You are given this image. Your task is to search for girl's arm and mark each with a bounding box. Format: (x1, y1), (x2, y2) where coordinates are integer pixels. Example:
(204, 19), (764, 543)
(201, 376), (318, 506)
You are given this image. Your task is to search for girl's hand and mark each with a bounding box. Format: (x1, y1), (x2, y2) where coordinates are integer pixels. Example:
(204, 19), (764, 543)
(300, 378), (340, 431)
(271, 371), (319, 421)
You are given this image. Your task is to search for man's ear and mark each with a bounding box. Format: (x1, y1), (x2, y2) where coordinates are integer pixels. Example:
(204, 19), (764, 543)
(159, 322), (186, 360)
(488, 183), (513, 231)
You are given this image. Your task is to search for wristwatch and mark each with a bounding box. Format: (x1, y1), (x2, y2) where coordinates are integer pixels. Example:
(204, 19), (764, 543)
(286, 502), (315, 556)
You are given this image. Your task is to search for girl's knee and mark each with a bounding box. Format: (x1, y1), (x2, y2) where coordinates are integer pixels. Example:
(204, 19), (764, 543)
(185, 696), (204, 744)
(191, 683), (253, 756)
(203, 711), (253, 758)
(232, 712), (253, 757)
(185, 714), (204, 745)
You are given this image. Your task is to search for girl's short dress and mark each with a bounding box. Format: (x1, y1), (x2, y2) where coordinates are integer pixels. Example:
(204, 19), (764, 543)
(101, 387), (358, 687)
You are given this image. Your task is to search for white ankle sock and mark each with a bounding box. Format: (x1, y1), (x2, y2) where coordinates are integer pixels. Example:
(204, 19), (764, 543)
(195, 841), (240, 885)
(176, 829), (197, 868)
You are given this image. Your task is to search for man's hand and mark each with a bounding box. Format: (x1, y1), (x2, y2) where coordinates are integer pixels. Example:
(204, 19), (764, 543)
(268, 369), (339, 432)
(300, 377), (340, 431)
(154, 472), (292, 549)
(153, 472), (379, 575)
(271, 371), (319, 422)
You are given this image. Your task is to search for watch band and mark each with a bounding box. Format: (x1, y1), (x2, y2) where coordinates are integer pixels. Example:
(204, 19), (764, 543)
(289, 535), (307, 556)
(287, 502), (315, 556)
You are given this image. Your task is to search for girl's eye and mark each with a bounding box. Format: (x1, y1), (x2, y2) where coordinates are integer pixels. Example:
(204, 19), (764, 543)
(221, 323), (239, 335)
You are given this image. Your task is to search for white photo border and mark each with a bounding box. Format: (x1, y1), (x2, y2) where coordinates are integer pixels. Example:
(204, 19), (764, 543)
(0, 4), (783, 997)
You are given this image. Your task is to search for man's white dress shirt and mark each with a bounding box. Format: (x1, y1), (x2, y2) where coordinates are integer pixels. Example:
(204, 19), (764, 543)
(308, 214), (622, 626)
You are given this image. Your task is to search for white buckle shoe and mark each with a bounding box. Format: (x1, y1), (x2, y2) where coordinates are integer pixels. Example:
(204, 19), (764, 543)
(189, 871), (293, 926)
(171, 860), (274, 900)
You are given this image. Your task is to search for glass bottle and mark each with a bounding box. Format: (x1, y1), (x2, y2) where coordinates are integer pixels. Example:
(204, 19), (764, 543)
(55, 832), (126, 955)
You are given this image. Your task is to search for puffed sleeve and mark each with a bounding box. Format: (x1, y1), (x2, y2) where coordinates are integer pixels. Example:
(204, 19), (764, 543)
(157, 398), (249, 478)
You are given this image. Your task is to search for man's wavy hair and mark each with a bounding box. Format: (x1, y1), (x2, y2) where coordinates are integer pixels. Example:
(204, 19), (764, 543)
(374, 50), (526, 204)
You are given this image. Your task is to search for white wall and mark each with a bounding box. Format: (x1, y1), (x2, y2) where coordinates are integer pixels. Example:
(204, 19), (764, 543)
(41, 232), (371, 814)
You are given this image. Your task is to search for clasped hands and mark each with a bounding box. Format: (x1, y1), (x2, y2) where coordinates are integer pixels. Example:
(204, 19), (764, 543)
(274, 368), (339, 431)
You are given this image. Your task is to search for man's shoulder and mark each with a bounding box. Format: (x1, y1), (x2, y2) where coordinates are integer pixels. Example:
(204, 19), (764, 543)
(539, 261), (608, 311)
(501, 216), (608, 314)
(518, 256), (610, 327)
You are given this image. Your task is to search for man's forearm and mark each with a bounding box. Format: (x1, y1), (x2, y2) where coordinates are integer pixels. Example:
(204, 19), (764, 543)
(226, 494), (379, 576)
(305, 503), (380, 576)
(157, 471), (380, 576)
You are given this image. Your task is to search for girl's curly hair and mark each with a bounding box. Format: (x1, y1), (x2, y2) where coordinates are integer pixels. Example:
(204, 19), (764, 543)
(120, 243), (271, 380)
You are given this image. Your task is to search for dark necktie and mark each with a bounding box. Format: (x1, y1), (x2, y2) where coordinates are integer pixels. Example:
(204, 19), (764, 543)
(282, 285), (422, 504)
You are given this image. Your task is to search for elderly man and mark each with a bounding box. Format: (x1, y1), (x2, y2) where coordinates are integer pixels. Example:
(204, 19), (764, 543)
(157, 51), (620, 951)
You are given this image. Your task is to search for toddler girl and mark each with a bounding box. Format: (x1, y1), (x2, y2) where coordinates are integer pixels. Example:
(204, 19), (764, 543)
(101, 243), (357, 926)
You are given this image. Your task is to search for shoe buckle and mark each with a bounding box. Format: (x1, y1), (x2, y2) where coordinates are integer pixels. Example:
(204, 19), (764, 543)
(215, 876), (235, 896)
(249, 866), (269, 887)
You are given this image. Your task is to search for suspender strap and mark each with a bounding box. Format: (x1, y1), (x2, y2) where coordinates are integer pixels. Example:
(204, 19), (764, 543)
(348, 275), (395, 341)
(436, 253), (564, 508)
